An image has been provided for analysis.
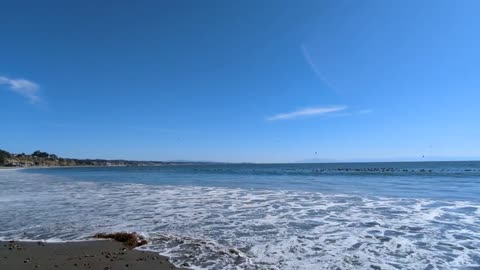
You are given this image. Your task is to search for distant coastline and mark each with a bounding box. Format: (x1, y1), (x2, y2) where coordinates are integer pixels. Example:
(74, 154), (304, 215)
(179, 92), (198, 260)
(0, 149), (219, 168)
(1, 149), (478, 169)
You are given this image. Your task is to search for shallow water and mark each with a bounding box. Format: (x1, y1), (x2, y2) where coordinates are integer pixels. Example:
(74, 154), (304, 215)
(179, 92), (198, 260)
(1, 162), (479, 269)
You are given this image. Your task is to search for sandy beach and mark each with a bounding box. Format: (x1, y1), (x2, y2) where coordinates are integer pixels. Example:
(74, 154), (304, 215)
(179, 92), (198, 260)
(0, 240), (185, 270)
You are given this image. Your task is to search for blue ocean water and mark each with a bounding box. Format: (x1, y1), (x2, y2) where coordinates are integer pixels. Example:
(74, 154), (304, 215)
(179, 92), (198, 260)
(23, 162), (480, 201)
(1, 162), (479, 269)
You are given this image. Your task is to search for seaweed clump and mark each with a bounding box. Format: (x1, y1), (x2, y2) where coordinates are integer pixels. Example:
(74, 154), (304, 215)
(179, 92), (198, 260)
(94, 232), (148, 248)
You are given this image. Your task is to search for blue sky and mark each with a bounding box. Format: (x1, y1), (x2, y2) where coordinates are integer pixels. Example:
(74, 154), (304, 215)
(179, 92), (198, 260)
(1, 0), (479, 163)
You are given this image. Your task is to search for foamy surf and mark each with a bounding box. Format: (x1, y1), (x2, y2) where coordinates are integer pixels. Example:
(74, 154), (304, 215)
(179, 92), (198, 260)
(1, 169), (479, 269)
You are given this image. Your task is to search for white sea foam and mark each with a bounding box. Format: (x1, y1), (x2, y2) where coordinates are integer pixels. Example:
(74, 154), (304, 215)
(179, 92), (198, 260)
(0, 170), (479, 269)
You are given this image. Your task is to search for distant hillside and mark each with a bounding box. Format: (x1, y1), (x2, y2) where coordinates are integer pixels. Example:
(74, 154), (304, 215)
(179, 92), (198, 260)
(0, 149), (214, 168)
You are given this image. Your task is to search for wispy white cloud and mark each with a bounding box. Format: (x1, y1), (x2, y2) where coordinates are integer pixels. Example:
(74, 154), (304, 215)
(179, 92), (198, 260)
(0, 75), (40, 103)
(300, 44), (337, 92)
(267, 106), (347, 121)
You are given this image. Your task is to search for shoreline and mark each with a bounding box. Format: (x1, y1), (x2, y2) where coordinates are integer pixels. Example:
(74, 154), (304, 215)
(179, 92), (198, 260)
(0, 163), (222, 170)
(0, 240), (186, 270)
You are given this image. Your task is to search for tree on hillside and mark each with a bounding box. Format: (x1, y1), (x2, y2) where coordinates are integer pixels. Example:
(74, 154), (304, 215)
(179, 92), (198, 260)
(0, 149), (12, 165)
(32, 150), (50, 158)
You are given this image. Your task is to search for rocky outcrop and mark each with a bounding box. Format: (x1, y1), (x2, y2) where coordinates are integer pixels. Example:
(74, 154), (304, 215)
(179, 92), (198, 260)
(94, 232), (148, 248)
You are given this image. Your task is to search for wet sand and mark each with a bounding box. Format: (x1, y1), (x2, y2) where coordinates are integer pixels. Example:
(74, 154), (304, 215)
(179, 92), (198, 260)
(0, 240), (186, 270)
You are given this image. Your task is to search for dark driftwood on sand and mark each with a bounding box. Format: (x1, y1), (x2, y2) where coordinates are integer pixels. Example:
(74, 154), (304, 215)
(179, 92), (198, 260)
(94, 232), (148, 248)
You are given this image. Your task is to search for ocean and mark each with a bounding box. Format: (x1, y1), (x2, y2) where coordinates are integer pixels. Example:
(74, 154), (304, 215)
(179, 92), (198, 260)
(1, 162), (479, 269)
